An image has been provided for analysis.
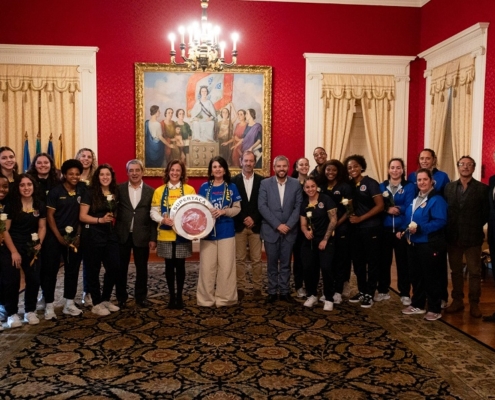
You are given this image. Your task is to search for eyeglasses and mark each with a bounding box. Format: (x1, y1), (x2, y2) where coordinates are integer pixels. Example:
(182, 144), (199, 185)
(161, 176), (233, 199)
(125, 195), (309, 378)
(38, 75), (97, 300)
(458, 162), (474, 167)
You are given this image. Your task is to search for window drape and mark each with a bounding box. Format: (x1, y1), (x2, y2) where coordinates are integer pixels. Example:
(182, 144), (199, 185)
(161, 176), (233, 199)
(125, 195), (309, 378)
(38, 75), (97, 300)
(429, 54), (474, 177)
(0, 64), (80, 167)
(322, 74), (395, 181)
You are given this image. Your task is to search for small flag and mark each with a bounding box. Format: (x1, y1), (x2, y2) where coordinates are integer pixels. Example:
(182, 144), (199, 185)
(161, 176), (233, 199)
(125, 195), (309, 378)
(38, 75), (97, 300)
(47, 134), (54, 159)
(35, 132), (41, 155)
(56, 134), (63, 169)
(22, 132), (30, 172)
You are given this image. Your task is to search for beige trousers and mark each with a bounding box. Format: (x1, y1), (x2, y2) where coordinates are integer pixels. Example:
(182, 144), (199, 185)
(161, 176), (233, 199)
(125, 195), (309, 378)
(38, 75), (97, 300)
(197, 237), (238, 307)
(235, 228), (263, 291)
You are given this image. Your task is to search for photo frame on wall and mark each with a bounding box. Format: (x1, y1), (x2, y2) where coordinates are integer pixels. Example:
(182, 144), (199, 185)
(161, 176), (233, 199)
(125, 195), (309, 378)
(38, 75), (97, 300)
(135, 63), (272, 177)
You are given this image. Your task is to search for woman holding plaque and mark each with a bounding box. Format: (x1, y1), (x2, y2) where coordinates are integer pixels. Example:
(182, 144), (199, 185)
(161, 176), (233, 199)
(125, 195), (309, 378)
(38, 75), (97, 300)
(197, 156), (241, 307)
(151, 159), (196, 309)
(0, 174), (46, 328)
(79, 164), (120, 316)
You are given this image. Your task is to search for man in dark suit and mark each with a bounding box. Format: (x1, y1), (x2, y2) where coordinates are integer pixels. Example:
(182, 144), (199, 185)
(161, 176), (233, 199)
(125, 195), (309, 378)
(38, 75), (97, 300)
(483, 172), (495, 321)
(115, 159), (157, 308)
(444, 156), (489, 318)
(232, 151), (264, 300)
(259, 155), (302, 303)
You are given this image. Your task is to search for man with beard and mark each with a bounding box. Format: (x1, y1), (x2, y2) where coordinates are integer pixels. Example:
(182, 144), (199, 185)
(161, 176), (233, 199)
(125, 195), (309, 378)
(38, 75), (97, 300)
(310, 147), (328, 184)
(259, 155), (302, 304)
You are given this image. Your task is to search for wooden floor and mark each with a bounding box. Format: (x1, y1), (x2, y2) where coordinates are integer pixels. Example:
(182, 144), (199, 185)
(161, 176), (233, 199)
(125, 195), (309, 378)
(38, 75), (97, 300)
(149, 251), (495, 350)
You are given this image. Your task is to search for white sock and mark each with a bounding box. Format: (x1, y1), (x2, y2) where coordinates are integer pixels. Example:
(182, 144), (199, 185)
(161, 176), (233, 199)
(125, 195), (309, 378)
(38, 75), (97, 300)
(65, 299), (74, 306)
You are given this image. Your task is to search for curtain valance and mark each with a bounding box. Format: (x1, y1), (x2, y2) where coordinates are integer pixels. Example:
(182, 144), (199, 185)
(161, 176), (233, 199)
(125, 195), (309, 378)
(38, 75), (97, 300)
(322, 74), (395, 101)
(430, 54), (475, 98)
(0, 64), (80, 93)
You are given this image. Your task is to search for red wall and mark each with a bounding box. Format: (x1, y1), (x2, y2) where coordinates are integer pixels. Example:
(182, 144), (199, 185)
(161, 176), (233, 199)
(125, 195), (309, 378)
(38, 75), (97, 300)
(2, 0), (421, 188)
(419, 0), (495, 182)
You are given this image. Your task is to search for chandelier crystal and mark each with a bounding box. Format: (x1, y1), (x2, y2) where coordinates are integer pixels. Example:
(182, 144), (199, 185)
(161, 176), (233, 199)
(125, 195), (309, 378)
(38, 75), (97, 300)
(168, 0), (238, 72)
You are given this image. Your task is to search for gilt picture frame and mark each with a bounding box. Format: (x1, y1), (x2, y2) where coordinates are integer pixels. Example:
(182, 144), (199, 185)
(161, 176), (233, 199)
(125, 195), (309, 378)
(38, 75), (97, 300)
(135, 63), (272, 177)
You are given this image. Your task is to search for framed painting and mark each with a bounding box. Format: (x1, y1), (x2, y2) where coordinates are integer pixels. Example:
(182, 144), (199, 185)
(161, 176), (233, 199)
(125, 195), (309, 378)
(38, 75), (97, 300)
(135, 63), (272, 177)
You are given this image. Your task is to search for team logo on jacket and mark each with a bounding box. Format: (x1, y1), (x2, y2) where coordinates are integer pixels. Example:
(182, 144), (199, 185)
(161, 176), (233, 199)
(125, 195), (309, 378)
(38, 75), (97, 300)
(77, 196), (82, 204)
(334, 190), (341, 195)
(398, 189), (404, 194)
(420, 202), (427, 208)
(33, 210), (40, 217)
(360, 185), (367, 191)
(318, 202), (324, 208)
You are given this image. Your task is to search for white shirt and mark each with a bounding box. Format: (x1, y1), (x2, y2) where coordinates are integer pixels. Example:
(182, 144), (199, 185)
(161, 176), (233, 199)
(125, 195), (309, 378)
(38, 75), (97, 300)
(148, 120), (162, 140)
(242, 173), (254, 201)
(277, 177), (287, 207)
(128, 181), (143, 232)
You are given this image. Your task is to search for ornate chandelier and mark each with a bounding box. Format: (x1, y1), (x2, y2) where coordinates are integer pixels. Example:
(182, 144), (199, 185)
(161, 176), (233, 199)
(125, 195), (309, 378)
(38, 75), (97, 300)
(168, 0), (238, 72)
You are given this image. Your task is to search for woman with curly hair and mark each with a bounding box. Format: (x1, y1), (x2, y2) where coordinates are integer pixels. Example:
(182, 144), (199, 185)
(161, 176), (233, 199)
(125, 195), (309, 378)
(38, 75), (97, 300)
(319, 159), (353, 304)
(79, 164), (120, 316)
(150, 159), (196, 309)
(0, 174), (46, 328)
(197, 156), (241, 307)
(344, 154), (384, 308)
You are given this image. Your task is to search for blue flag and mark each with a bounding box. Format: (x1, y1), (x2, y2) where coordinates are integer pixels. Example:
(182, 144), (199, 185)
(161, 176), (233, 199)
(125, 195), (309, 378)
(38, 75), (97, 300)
(23, 138), (31, 172)
(35, 134), (41, 155)
(47, 137), (54, 159)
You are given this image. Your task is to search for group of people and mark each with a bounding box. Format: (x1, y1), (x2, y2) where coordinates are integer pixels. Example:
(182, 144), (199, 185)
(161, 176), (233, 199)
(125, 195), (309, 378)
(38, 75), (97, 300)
(145, 86), (263, 169)
(293, 147), (491, 322)
(1, 142), (494, 330)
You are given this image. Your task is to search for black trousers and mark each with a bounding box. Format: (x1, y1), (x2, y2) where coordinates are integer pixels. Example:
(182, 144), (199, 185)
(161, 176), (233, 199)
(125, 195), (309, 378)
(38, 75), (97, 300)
(350, 226), (382, 297)
(41, 232), (82, 303)
(0, 246), (40, 315)
(301, 238), (335, 298)
(333, 231), (352, 294)
(378, 230), (410, 297)
(83, 234), (119, 306)
(407, 241), (444, 313)
(116, 233), (150, 303)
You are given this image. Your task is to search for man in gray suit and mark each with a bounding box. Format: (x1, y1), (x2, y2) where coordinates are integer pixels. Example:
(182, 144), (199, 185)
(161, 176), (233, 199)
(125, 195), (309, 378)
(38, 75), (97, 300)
(115, 159), (157, 308)
(259, 155), (302, 303)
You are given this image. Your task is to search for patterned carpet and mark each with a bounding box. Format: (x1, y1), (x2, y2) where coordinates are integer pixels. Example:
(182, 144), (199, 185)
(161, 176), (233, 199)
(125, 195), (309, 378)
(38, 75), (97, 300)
(0, 262), (494, 399)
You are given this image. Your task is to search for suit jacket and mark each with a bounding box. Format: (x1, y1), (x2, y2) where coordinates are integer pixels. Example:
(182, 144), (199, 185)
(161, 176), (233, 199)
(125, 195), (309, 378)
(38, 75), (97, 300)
(258, 176), (302, 244)
(444, 178), (489, 247)
(231, 173), (264, 234)
(115, 181), (157, 247)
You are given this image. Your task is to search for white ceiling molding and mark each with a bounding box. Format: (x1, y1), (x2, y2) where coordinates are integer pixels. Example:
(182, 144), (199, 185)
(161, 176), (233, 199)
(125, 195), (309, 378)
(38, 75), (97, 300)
(419, 22), (489, 180)
(304, 53), (415, 165)
(0, 44), (99, 154)
(244, 0), (430, 7)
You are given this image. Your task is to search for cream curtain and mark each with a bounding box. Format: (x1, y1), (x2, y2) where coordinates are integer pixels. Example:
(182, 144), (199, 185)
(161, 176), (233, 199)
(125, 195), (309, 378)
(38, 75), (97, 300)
(0, 64), (80, 168)
(322, 74), (395, 181)
(429, 54), (475, 173)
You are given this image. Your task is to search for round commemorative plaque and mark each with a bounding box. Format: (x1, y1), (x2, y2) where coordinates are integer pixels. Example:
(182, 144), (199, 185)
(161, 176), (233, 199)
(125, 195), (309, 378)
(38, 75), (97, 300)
(169, 194), (215, 240)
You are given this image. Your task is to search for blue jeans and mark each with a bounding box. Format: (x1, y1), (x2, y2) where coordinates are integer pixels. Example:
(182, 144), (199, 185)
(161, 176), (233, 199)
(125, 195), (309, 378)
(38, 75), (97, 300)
(264, 237), (294, 295)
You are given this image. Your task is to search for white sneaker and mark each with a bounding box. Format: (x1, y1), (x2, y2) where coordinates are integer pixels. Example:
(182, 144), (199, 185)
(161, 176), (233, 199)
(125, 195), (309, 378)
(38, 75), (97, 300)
(374, 293), (391, 302)
(333, 293), (342, 304)
(296, 288), (307, 298)
(91, 303), (110, 316)
(101, 301), (120, 312)
(36, 295), (46, 311)
(342, 281), (351, 298)
(24, 312), (40, 325)
(44, 303), (57, 320)
(303, 295), (318, 308)
(319, 295), (326, 302)
(82, 292), (93, 307)
(323, 301), (334, 311)
(63, 302), (83, 316)
(7, 314), (22, 328)
(400, 296), (412, 306)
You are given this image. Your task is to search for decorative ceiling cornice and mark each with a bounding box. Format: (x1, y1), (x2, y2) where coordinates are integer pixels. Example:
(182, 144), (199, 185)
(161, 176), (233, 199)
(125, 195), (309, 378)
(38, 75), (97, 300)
(244, 0), (430, 8)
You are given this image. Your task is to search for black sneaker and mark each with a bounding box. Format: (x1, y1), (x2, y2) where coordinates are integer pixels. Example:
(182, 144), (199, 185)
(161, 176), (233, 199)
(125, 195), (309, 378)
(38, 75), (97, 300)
(360, 294), (374, 308)
(349, 292), (364, 303)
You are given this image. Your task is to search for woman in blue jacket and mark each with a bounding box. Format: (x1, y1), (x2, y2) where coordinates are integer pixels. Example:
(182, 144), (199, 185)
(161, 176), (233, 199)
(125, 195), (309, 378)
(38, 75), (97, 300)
(376, 158), (415, 305)
(399, 168), (447, 321)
